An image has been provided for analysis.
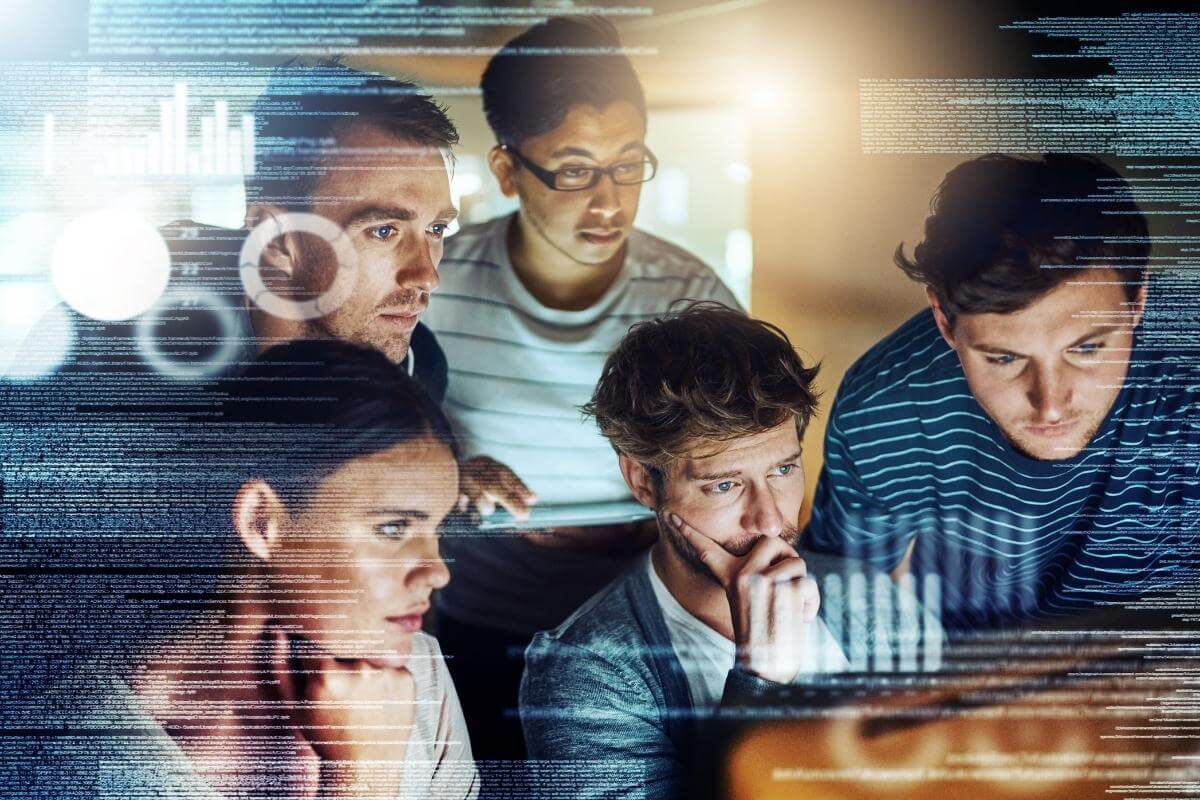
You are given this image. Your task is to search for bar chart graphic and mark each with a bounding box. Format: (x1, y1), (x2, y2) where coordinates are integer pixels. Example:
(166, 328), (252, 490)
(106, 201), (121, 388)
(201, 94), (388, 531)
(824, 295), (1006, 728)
(78, 82), (255, 178)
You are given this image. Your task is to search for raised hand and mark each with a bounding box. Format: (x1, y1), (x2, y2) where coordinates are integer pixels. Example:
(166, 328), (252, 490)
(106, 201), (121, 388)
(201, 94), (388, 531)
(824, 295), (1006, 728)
(669, 513), (819, 684)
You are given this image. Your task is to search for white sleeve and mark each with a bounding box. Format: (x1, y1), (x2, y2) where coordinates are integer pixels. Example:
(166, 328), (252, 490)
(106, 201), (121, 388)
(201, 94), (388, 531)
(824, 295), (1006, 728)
(426, 642), (480, 800)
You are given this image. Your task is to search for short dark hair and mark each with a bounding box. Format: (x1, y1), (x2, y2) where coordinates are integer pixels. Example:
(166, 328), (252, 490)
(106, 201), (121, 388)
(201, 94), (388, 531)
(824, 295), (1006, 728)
(896, 154), (1150, 321)
(246, 59), (459, 209)
(212, 338), (457, 506)
(583, 302), (820, 475)
(65, 339), (459, 644)
(481, 16), (647, 147)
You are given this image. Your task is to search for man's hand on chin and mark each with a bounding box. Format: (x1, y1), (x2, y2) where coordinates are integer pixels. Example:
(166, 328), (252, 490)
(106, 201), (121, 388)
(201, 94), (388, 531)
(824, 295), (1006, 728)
(670, 513), (819, 685)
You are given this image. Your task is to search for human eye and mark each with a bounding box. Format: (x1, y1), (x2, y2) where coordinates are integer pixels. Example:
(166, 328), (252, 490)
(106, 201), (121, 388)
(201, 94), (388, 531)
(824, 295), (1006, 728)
(366, 224), (397, 241)
(704, 480), (738, 496)
(1071, 341), (1105, 357)
(985, 353), (1019, 366)
(613, 161), (643, 177)
(427, 222), (449, 240)
(773, 463), (799, 477)
(374, 519), (411, 540)
(559, 165), (593, 179)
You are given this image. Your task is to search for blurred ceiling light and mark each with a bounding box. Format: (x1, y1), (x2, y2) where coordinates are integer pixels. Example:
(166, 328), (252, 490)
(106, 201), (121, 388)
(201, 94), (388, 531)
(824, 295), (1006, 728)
(51, 209), (170, 321)
(725, 162), (752, 184)
(747, 79), (789, 112)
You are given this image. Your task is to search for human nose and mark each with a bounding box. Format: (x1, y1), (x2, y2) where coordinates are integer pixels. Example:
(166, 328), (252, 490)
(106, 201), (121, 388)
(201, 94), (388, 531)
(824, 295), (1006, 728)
(740, 482), (787, 539)
(399, 235), (440, 294)
(406, 535), (451, 591)
(587, 172), (621, 220)
(1026, 362), (1070, 423)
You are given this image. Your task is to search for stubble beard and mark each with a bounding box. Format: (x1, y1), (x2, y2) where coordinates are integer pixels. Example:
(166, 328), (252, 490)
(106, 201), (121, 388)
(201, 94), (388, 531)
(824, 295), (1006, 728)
(293, 243), (416, 365)
(1004, 412), (1103, 461)
(654, 508), (801, 587)
(302, 314), (412, 365)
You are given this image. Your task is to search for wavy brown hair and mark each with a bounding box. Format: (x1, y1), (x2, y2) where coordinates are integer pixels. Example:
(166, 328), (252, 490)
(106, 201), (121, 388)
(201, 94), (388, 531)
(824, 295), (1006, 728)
(895, 154), (1149, 322)
(583, 302), (820, 474)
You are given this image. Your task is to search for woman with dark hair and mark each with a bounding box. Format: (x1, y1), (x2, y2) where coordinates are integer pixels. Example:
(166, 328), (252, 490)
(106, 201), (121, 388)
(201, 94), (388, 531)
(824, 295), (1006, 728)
(36, 340), (478, 799)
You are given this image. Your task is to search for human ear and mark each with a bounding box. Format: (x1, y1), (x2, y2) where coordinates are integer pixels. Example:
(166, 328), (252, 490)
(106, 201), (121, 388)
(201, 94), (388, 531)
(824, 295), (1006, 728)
(244, 204), (302, 280)
(1130, 281), (1148, 328)
(926, 287), (957, 349)
(232, 479), (288, 561)
(487, 146), (519, 198)
(618, 453), (659, 509)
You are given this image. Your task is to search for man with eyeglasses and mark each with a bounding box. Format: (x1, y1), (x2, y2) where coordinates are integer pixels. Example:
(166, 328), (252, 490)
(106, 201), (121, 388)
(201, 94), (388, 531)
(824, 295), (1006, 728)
(421, 16), (740, 761)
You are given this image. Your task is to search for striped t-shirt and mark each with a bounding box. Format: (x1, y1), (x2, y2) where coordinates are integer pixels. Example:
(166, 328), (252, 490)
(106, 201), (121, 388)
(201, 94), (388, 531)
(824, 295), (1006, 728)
(423, 212), (740, 634)
(804, 308), (1200, 632)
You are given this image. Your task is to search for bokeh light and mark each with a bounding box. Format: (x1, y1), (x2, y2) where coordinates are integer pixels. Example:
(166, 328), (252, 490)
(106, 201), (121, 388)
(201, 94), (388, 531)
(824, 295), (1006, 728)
(50, 209), (171, 321)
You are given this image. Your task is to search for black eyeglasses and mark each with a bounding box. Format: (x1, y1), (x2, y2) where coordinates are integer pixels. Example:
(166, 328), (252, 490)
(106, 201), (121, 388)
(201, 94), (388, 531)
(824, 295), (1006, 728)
(502, 145), (658, 192)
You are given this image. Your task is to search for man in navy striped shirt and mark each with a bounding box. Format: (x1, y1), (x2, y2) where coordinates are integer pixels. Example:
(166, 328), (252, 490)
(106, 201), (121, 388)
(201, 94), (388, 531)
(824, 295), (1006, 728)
(804, 154), (1199, 631)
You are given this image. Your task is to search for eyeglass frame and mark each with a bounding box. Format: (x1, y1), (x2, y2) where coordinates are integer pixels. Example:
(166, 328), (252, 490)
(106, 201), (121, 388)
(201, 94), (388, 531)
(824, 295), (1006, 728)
(500, 145), (659, 192)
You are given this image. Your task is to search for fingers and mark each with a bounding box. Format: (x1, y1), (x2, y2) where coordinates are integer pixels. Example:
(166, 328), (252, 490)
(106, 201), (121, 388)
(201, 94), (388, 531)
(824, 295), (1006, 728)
(730, 539), (799, 626)
(462, 457), (539, 519)
(299, 655), (417, 729)
(801, 576), (820, 623)
(756, 558), (819, 623)
(760, 555), (808, 583)
(268, 624), (299, 708)
(295, 656), (417, 767)
(490, 472), (538, 519)
(736, 536), (800, 581)
(308, 656), (414, 700)
(747, 561), (813, 638)
(668, 512), (736, 585)
(737, 569), (821, 683)
(769, 574), (815, 633)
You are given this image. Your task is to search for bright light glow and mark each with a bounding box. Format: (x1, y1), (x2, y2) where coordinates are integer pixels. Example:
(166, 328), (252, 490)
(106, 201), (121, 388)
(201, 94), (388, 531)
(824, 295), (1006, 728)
(50, 209), (170, 321)
(452, 171), (483, 199)
(725, 162), (752, 184)
(746, 79), (793, 113)
(725, 228), (754, 309)
(448, 171), (484, 237)
(725, 228), (753, 280)
(0, 282), (74, 380)
(656, 167), (690, 227)
(0, 213), (62, 276)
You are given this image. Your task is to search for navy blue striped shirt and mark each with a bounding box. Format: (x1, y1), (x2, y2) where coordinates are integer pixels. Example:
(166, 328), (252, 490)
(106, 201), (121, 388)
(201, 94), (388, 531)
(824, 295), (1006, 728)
(804, 308), (1200, 631)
